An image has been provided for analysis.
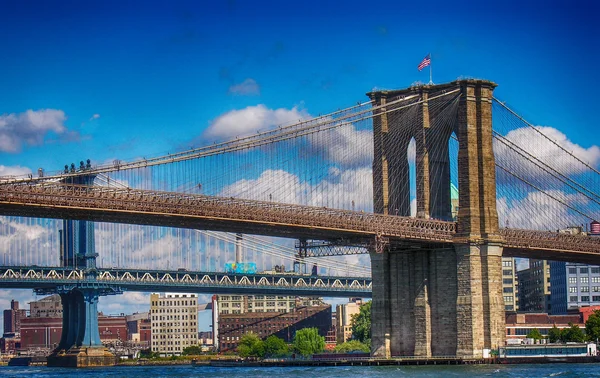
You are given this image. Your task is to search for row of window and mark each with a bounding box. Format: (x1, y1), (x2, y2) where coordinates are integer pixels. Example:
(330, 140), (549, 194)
(151, 308), (197, 314)
(151, 314), (197, 320)
(568, 277), (600, 284)
(569, 296), (600, 302)
(152, 333), (196, 339)
(151, 300), (196, 307)
(569, 267), (600, 274)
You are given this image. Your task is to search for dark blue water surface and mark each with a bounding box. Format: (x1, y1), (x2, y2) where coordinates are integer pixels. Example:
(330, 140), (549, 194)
(1, 364), (600, 378)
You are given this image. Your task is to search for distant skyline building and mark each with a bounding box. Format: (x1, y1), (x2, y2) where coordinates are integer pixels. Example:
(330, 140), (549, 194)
(518, 259), (551, 313)
(336, 298), (362, 343)
(502, 257), (519, 311)
(29, 294), (62, 318)
(150, 293), (198, 356)
(550, 261), (600, 314)
(3, 300), (26, 336)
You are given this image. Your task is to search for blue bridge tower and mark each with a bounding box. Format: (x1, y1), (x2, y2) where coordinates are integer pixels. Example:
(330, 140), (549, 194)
(43, 160), (121, 367)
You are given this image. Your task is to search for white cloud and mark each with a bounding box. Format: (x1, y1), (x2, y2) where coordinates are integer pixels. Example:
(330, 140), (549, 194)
(219, 167), (373, 212)
(494, 126), (600, 177)
(0, 165), (32, 178)
(203, 105), (309, 141)
(0, 217), (58, 266)
(228, 78), (260, 96)
(0, 109), (70, 153)
(309, 123), (373, 167)
(497, 190), (589, 231)
(90, 114), (100, 120)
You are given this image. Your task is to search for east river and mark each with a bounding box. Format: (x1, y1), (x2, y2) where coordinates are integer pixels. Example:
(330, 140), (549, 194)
(1, 364), (600, 377)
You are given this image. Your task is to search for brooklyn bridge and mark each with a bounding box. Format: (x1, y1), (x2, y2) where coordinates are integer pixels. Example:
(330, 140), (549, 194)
(0, 79), (598, 364)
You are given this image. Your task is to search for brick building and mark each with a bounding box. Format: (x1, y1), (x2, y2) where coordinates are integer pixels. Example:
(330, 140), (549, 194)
(3, 300), (27, 336)
(20, 315), (128, 349)
(505, 312), (584, 343)
(218, 304), (331, 351)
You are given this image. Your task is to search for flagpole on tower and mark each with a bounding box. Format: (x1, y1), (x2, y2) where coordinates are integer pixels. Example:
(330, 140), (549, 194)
(429, 53), (433, 84)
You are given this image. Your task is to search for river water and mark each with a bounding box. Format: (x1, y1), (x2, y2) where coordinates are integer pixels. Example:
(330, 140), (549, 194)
(1, 364), (600, 377)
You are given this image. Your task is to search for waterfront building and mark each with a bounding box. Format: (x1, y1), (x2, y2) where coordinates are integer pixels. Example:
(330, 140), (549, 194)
(505, 311), (584, 343)
(29, 295), (62, 318)
(217, 303), (331, 351)
(3, 300), (27, 336)
(336, 298), (362, 343)
(216, 294), (321, 314)
(550, 261), (600, 314)
(0, 333), (20, 354)
(502, 257), (519, 311)
(518, 259), (551, 312)
(126, 312), (151, 346)
(150, 293), (198, 356)
(20, 314), (127, 349)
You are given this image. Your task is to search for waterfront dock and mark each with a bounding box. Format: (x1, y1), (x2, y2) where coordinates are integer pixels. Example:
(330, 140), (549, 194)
(196, 356), (495, 367)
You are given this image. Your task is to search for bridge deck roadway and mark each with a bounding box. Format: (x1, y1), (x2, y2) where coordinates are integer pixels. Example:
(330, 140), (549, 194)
(0, 183), (597, 259)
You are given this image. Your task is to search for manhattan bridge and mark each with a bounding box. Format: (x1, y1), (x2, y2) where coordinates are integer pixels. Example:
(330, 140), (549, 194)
(0, 79), (598, 364)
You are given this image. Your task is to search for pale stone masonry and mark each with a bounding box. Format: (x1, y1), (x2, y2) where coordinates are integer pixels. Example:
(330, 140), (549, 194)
(150, 293), (198, 356)
(368, 80), (505, 359)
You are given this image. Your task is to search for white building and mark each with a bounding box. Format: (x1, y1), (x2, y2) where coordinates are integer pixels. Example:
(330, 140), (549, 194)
(150, 293), (198, 356)
(216, 295), (322, 315)
(336, 298), (362, 343)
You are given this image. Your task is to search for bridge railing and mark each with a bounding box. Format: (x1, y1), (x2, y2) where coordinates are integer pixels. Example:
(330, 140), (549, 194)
(0, 182), (456, 243)
(500, 228), (600, 253)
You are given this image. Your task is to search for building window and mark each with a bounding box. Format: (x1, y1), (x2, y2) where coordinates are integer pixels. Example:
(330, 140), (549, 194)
(570, 296), (578, 302)
(503, 296), (513, 302)
(503, 279), (513, 285)
(503, 270), (513, 276)
(569, 268), (577, 274)
(593, 296), (600, 302)
(582, 296), (590, 302)
(503, 261), (512, 267)
(581, 268), (589, 274)
(582, 277), (589, 284)
(570, 287), (578, 293)
(582, 286), (590, 292)
(569, 277), (577, 284)
(592, 268), (600, 274)
(593, 277), (600, 283)
(503, 287), (513, 293)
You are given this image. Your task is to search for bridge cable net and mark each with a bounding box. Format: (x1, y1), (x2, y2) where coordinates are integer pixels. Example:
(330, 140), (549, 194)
(491, 98), (600, 231)
(0, 88), (465, 267)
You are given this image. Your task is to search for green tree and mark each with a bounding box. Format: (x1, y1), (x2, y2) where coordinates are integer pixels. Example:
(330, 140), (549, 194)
(560, 322), (586, 343)
(263, 335), (289, 357)
(351, 301), (371, 344)
(526, 328), (543, 340)
(182, 345), (203, 355)
(237, 332), (265, 358)
(334, 340), (370, 353)
(293, 327), (325, 357)
(139, 348), (159, 359)
(548, 325), (561, 343)
(585, 310), (600, 342)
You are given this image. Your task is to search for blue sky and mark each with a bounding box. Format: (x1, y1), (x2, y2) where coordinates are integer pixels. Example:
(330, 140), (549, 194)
(1, 0), (599, 328)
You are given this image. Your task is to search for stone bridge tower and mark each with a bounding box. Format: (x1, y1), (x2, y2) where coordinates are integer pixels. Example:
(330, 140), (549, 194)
(367, 79), (505, 358)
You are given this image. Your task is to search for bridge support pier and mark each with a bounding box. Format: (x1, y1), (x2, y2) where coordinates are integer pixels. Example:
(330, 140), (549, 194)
(369, 79), (505, 358)
(46, 169), (118, 367)
(370, 247), (458, 358)
(47, 289), (115, 368)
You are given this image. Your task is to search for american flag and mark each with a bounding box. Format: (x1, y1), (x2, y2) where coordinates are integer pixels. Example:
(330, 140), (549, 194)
(418, 54), (431, 71)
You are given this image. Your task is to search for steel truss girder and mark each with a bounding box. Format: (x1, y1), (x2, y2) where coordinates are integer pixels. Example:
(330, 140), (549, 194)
(0, 266), (372, 297)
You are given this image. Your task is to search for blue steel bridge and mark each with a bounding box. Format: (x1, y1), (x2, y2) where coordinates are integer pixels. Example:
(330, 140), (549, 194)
(0, 266), (372, 297)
